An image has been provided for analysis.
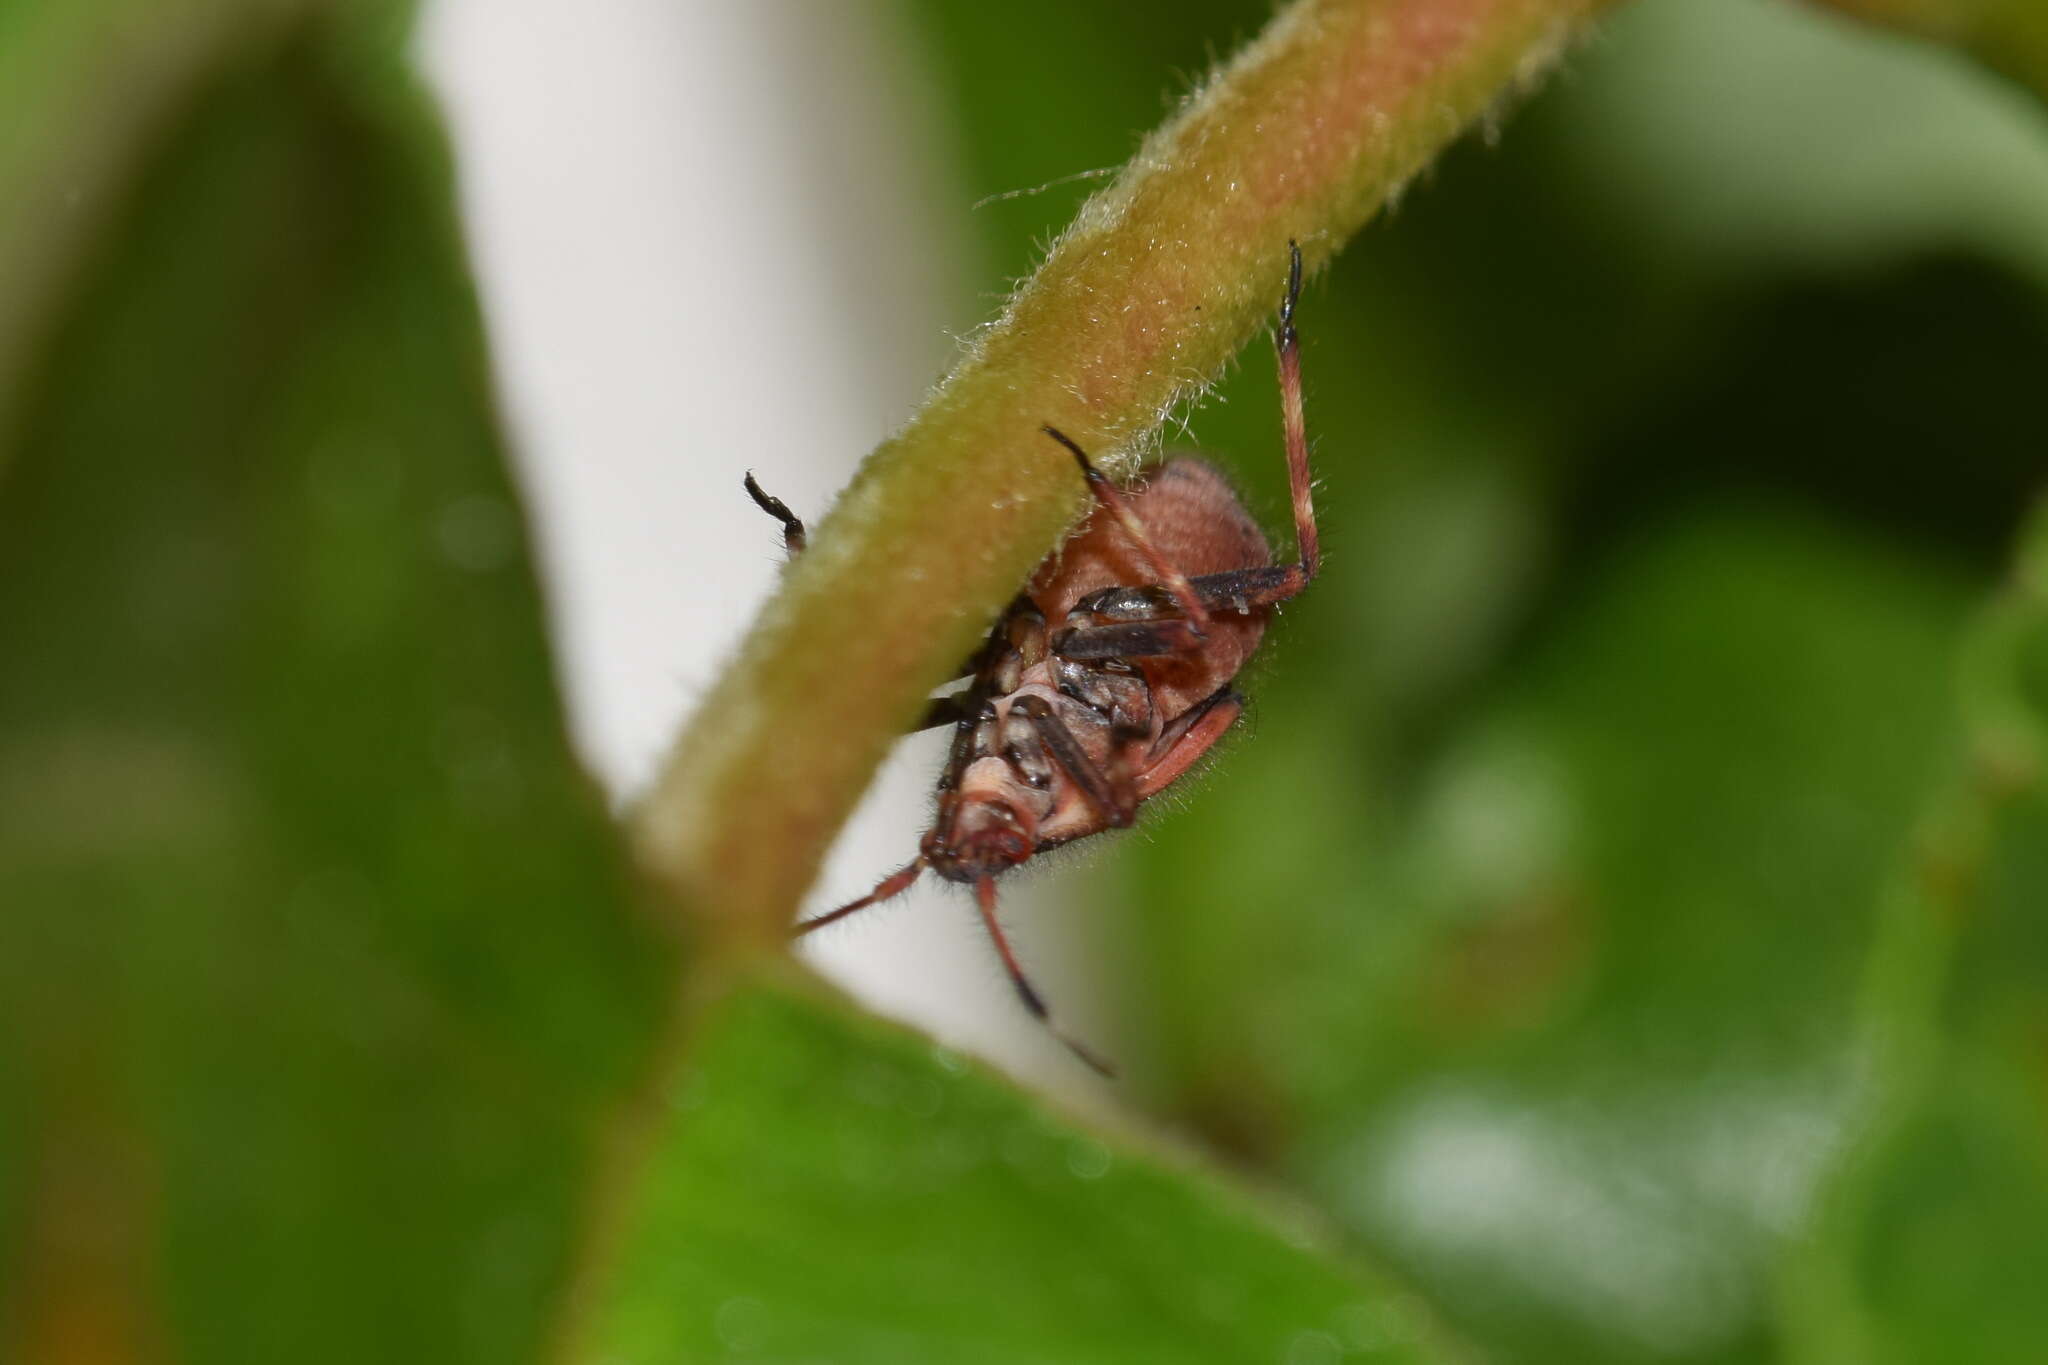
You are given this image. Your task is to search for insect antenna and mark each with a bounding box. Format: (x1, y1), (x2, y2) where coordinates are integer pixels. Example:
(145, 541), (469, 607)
(791, 857), (925, 935)
(975, 876), (1116, 1078)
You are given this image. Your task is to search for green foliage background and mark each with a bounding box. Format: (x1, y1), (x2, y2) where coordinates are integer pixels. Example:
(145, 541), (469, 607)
(2, 0), (2044, 1362)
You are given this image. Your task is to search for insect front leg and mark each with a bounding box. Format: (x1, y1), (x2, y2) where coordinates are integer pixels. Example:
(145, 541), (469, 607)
(1045, 642), (1160, 822)
(1009, 695), (1130, 826)
(1048, 583), (1206, 662)
(1044, 607), (1244, 805)
(745, 480), (1028, 726)
(1137, 686), (1244, 797)
(1010, 694), (1141, 828)
(742, 472), (807, 557)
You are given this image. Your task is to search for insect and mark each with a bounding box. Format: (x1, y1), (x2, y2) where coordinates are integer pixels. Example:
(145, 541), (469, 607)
(745, 244), (1320, 1074)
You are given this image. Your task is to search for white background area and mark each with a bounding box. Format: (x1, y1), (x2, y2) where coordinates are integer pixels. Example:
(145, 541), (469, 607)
(415, 0), (1118, 1100)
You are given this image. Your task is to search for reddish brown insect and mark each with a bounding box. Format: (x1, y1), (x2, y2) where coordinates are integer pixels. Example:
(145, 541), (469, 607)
(746, 245), (1319, 1074)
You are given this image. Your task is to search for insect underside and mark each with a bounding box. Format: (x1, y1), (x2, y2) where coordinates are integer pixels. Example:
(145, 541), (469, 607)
(746, 246), (1321, 1075)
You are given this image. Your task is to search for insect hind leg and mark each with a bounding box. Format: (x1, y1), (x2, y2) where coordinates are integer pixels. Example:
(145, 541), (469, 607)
(974, 876), (1115, 1077)
(1274, 241), (1320, 585)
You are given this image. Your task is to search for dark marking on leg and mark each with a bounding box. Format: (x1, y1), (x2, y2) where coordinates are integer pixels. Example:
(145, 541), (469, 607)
(1187, 566), (1310, 614)
(974, 876), (1115, 1077)
(1052, 619), (1205, 661)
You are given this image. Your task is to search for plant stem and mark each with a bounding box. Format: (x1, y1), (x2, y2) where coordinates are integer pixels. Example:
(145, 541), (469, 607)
(630, 0), (1614, 939)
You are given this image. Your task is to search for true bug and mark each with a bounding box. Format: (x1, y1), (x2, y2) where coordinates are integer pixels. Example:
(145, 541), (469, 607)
(747, 244), (1320, 1074)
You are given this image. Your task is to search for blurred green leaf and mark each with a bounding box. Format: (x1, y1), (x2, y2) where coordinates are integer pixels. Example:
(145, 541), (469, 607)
(576, 964), (1452, 1365)
(1803, 0), (2048, 107)
(0, 0), (321, 442)
(1791, 787), (2048, 1365)
(1128, 505), (1980, 1363)
(0, 12), (674, 1361)
(1829, 787), (2048, 1365)
(1561, 0), (2048, 287)
(1780, 500), (2048, 1365)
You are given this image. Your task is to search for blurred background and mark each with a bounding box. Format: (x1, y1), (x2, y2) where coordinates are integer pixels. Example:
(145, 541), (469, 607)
(6, 0), (2045, 1360)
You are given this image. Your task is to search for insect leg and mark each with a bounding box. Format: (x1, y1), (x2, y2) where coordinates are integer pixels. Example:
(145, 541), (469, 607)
(1188, 564), (1311, 614)
(1145, 685), (1242, 760)
(791, 857), (925, 935)
(742, 472), (807, 557)
(1051, 568), (1307, 658)
(737, 479), (1006, 728)
(1137, 689), (1245, 799)
(1051, 619), (1204, 661)
(1040, 425), (1213, 636)
(1049, 558), (1316, 663)
(1099, 721), (1154, 824)
(1275, 241), (1320, 583)
(1142, 245), (1319, 618)
(1011, 694), (1135, 827)
(974, 876), (1115, 1077)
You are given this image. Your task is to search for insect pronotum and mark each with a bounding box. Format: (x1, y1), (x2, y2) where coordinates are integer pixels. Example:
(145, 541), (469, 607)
(746, 244), (1320, 1075)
